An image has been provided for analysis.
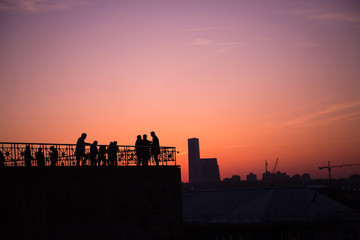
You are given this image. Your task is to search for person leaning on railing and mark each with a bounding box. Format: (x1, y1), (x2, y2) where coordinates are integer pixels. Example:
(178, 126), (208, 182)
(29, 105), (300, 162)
(24, 145), (34, 167)
(75, 133), (91, 166)
(98, 145), (106, 166)
(49, 146), (58, 167)
(141, 134), (151, 166)
(150, 131), (160, 166)
(90, 141), (98, 166)
(35, 147), (45, 167)
(135, 135), (143, 166)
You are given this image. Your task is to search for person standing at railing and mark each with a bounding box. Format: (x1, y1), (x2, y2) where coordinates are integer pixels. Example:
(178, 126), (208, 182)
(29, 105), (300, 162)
(141, 134), (151, 166)
(135, 135), (143, 166)
(35, 147), (45, 167)
(113, 141), (119, 166)
(49, 146), (58, 167)
(75, 133), (91, 166)
(106, 142), (113, 166)
(98, 145), (106, 166)
(90, 141), (98, 166)
(24, 145), (34, 167)
(150, 131), (160, 166)
(107, 142), (118, 166)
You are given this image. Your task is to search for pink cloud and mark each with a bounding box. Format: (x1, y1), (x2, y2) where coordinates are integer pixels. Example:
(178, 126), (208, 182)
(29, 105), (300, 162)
(310, 13), (360, 23)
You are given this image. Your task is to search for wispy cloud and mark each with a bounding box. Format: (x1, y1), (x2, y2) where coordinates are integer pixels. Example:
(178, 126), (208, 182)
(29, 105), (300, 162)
(181, 26), (231, 32)
(0, 0), (81, 12)
(296, 38), (317, 47)
(187, 38), (212, 46)
(282, 100), (360, 128)
(177, 16), (192, 20)
(309, 13), (360, 23)
(216, 42), (243, 54)
(274, 6), (360, 24)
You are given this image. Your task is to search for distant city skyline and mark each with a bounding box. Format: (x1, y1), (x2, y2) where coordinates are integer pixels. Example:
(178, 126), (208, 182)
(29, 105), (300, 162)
(1, 0), (360, 181)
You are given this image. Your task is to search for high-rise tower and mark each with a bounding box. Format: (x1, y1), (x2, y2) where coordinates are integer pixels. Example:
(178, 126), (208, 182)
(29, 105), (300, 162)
(188, 138), (201, 183)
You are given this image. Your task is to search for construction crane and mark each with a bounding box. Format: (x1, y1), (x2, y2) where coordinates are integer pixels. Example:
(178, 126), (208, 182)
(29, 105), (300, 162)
(272, 158), (279, 175)
(265, 158), (279, 173)
(319, 161), (360, 179)
(265, 160), (268, 172)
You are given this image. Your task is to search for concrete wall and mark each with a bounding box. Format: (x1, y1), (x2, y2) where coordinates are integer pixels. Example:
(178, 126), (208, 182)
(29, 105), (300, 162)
(0, 166), (183, 240)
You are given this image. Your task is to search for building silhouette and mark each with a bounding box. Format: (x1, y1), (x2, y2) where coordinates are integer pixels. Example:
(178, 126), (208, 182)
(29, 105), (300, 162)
(246, 172), (257, 182)
(188, 138), (220, 184)
(188, 138), (201, 183)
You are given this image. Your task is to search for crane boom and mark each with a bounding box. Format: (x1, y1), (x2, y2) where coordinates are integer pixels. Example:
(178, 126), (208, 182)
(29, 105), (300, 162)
(272, 158), (278, 175)
(318, 161), (360, 179)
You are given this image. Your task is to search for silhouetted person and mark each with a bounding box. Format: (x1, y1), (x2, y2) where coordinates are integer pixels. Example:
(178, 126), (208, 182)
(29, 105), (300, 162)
(141, 134), (151, 166)
(107, 141), (119, 166)
(150, 131), (160, 166)
(0, 151), (5, 167)
(90, 141), (99, 166)
(75, 133), (90, 166)
(98, 145), (106, 166)
(24, 145), (34, 167)
(106, 142), (113, 166)
(113, 141), (119, 166)
(135, 135), (143, 166)
(107, 142), (118, 166)
(35, 147), (45, 167)
(49, 146), (58, 167)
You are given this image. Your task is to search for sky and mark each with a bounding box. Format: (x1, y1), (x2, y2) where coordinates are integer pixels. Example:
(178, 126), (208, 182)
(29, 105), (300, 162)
(1, 0), (360, 181)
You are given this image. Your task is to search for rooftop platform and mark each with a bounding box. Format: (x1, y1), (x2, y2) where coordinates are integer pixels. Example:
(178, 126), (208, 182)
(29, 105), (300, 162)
(0, 166), (183, 240)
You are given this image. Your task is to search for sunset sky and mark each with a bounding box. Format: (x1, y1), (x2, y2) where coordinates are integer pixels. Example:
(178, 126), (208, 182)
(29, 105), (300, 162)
(1, 0), (360, 181)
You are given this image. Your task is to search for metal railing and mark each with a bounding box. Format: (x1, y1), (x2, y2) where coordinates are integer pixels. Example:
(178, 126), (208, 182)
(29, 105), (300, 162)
(0, 142), (177, 167)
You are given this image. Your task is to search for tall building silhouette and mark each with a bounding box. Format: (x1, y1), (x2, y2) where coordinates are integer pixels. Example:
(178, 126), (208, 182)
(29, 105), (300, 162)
(188, 138), (220, 184)
(188, 138), (201, 183)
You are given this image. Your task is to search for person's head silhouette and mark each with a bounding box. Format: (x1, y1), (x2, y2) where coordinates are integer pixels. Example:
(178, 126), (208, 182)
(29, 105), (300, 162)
(137, 135), (141, 140)
(81, 133), (87, 139)
(143, 134), (147, 140)
(151, 131), (155, 137)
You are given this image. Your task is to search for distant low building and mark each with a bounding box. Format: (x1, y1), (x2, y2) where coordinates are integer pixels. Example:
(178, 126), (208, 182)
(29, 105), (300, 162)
(246, 172), (257, 182)
(262, 171), (272, 183)
(200, 158), (220, 183)
(302, 173), (311, 181)
(223, 175), (241, 183)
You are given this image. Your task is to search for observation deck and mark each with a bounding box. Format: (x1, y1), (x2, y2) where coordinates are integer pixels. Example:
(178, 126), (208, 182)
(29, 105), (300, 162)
(0, 142), (177, 167)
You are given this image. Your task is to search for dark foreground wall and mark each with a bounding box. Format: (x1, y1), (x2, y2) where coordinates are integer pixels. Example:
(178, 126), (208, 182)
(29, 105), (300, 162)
(0, 166), (183, 240)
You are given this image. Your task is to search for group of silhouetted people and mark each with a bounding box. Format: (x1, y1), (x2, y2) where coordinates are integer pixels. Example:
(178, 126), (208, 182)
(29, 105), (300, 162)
(0, 131), (161, 167)
(22, 145), (59, 167)
(135, 132), (160, 167)
(75, 132), (160, 167)
(75, 133), (121, 166)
